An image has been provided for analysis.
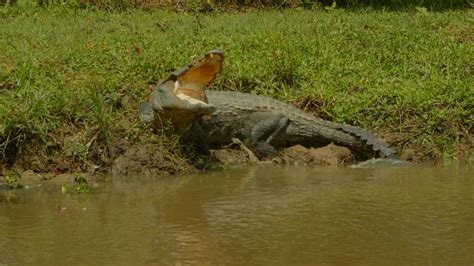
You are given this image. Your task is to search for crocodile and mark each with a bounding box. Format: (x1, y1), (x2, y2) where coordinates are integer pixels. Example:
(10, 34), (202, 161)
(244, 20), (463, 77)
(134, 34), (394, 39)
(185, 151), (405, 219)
(140, 50), (397, 160)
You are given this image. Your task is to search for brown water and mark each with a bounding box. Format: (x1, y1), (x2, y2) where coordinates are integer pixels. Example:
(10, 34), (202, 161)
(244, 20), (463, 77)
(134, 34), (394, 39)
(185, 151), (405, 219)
(1, 165), (473, 265)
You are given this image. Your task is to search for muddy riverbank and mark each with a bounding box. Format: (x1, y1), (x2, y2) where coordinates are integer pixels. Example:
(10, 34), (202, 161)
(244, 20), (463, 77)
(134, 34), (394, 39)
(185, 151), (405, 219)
(0, 136), (366, 188)
(0, 112), (471, 189)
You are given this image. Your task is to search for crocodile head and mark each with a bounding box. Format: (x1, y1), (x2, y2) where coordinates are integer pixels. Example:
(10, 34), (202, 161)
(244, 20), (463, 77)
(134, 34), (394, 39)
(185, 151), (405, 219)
(140, 49), (224, 133)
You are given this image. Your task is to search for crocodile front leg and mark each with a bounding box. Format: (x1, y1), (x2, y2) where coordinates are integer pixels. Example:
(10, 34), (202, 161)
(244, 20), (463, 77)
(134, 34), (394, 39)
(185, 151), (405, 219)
(249, 114), (290, 158)
(183, 120), (210, 153)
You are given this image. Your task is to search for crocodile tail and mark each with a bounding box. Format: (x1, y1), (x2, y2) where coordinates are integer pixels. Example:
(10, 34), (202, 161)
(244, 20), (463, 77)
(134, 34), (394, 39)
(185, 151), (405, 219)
(331, 123), (398, 159)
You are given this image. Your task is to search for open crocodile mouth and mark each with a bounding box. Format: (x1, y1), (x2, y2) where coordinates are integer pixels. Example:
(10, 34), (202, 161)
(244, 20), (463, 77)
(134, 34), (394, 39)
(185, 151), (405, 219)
(172, 49), (224, 103)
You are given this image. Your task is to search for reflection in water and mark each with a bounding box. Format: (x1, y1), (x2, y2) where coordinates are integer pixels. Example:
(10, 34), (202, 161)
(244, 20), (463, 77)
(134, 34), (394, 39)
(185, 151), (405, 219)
(1, 165), (473, 264)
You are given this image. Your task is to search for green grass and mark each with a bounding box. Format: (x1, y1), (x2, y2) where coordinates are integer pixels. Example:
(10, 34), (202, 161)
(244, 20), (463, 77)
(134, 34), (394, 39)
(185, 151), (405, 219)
(3, 0), (470, 10)
(0, 6), (473, 165)
(319, 0), (470, 10)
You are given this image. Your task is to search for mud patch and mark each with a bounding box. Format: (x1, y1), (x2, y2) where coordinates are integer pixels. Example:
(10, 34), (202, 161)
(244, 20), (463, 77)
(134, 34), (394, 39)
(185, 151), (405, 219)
(210, 148), (252, 165)
(111, 144), (196, 176)
(0, 169), (87, 190)
(275, 144), (354, 165)
(13, 139), (75, 174)
(209, 143), (354, 166)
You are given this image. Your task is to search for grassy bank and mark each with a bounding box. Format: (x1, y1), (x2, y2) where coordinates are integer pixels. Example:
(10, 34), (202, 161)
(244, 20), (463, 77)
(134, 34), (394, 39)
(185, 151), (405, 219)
(0, 6), (473, 174)
(2, 0), (471, 10)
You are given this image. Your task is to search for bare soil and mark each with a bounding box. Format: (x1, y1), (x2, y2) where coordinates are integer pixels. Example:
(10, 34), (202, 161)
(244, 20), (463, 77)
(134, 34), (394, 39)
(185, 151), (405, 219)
(1, 122), (468, 189)
(209, 144), (354, 166)
(110, 144), (196, 177)
(0, 132), (359, 189)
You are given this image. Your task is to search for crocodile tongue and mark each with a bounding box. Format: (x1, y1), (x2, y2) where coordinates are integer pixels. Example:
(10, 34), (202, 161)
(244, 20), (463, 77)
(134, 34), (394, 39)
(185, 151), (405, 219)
(170, 49), (224, 103)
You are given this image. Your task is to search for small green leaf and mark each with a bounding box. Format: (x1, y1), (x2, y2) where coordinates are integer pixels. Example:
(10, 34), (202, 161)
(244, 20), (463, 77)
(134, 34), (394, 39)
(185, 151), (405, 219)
(324, 0), (337, 11)
(61, 184), (72, 194)
(415, 6), (429, 15)
(74, 174), (88, 184)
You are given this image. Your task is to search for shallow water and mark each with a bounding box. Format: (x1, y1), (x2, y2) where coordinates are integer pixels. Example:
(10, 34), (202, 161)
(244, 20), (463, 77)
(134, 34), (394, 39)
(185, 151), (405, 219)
(1, 164), (473, 265)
